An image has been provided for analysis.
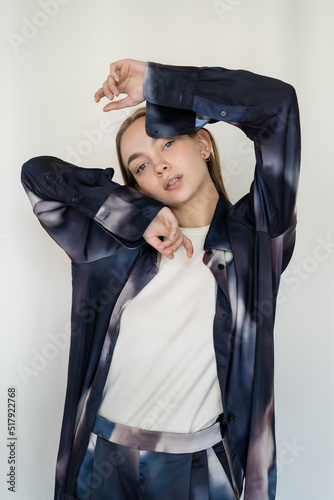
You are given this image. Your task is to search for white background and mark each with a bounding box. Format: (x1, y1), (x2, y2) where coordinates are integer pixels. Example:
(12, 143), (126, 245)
(1, 0), (333, 499)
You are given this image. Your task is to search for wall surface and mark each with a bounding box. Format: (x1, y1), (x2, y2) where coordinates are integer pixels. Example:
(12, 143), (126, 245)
(1, 0), (333, 499)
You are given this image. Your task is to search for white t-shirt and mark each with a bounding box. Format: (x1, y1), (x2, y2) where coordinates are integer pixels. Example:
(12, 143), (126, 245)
(98, 225), (223, 433)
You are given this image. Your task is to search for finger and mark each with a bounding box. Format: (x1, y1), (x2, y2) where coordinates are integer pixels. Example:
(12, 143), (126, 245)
(110, 70), (119, 83)
(163, 229), (177, 246)
(162, 216), (179, 243)
(182, 235), (194, 259)
(167, 223), (178, 243)
(94, 62), (121, 102)
(149, 237), (175, 259)
(94, 81), (118, 102)
(158, 233), (183, 255)
(162, 233), (193, 259)
(157, 228), (181, 251)
(107, 74), (120, 97)
(94, 88), (105, 102)
(102, 95), (136, 112)
(109, 60), (124, 80)
(103, 79), (115, 101)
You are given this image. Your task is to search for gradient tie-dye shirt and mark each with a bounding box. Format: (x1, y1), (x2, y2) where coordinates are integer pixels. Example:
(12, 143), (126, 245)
(21, 62), (301, 500)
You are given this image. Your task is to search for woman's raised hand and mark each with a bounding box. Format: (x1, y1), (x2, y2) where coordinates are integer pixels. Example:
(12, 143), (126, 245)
(95, 60), (193, 259)
(143, 207), (194, 260)
(94, 59), (146, 112)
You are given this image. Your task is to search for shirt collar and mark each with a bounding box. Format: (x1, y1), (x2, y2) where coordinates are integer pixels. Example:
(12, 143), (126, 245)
(204, 195), (232, 252)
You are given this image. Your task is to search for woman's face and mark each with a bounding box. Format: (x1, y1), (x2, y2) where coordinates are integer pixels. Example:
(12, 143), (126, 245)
(120, 116), (214, 210)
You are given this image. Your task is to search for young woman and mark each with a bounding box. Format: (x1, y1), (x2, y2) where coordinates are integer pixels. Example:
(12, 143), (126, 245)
(21, 58), (300, 500)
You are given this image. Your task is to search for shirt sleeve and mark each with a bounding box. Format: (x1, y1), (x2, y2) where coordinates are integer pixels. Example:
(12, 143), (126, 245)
(21, 156), (164, 262)
(144, 62), (301, 241)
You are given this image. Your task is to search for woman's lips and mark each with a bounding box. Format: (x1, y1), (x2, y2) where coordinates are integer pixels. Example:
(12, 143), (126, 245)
(164, 175), (183, 190)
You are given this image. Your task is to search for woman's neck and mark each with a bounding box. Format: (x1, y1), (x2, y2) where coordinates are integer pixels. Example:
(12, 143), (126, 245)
(171, 186), (219, 228)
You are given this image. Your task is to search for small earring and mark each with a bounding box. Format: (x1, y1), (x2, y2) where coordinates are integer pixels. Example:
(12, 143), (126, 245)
(204, 155), (211, 162)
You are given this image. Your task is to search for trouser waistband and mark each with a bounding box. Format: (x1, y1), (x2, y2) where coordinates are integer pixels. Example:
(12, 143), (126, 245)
(93, 414), (222, 454)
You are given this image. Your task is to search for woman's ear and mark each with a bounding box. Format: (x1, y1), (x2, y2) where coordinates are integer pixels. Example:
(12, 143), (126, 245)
(196, 129), (211, 159)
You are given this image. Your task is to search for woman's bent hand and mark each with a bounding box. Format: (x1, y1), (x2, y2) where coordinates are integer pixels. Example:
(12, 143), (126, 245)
(94, 59), (146, 112)
(143, 207), (194, 260)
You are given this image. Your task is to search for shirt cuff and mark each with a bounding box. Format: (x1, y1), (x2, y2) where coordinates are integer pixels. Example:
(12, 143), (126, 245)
(144, 62), (198, 111)
(94, 186), (164, 246)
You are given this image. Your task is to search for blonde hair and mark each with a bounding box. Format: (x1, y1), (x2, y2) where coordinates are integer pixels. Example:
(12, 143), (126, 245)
(116, 106), (228, 200)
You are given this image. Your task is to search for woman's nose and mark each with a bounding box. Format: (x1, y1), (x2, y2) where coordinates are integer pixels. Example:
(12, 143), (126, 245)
(154, 162), (170, 175)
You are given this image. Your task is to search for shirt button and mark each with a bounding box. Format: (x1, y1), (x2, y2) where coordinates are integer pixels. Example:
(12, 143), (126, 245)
(229, 415), (237, 422)
(218, 263), (225, 270)
(220, 110), (227, 117)
(72, 197), (78, 203)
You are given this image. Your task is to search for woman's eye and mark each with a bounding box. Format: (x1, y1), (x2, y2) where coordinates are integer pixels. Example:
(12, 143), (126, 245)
(163, 140), (174, 150)
(136, 163), (147, 173)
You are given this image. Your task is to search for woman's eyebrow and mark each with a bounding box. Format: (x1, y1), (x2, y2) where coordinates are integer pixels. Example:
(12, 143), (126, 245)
(127, 152), (143, 168)
(127, 138), (158, 168)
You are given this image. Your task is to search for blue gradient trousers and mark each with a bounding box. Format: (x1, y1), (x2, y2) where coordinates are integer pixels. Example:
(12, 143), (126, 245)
(75, 415), (238, 500)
